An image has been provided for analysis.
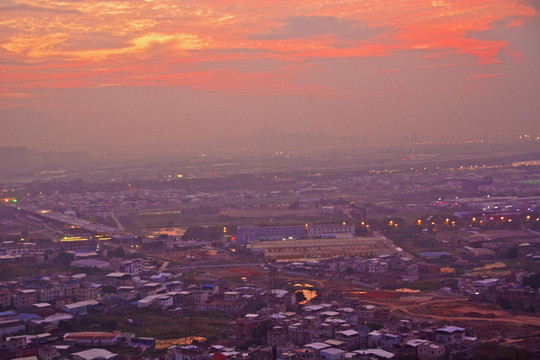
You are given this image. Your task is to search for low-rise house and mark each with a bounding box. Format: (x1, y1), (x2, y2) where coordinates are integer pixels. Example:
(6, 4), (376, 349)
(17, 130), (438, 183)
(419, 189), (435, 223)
(288, 323), (312, 345)
(150, 273), (172, 283)
(116, 286), (138, 301)
(39, 287), (65, 303)
(63, 281), (79, 301)
(381, 333), (400, 351)
(61, 300), (99, 315)
(75, 284), (101, 302)
(358, 305), (375, 322)
(38, 345), (60, 360)
(337, 308), (357, 325)
(0, 287), (11, 308)
(70, 259), (110, 270)
(123, 259), (143, 275)
(320, 347), (346, 360)
(64, 332), (121, 347)
(201, 299), (246, 314)
(356, 325), (370, 347)
(368, 331), (382, 348)
(268, 326), (288, 346)
(131, 337), (156, 348)
(224, 291), (240, 301)
(166, 345), (206, 360)
(71, 348), (117, 360)
(13, 289), (38, 310)
(137, 295), (162, 308)
(6, 334), (29, 349)
(268, 289), (297, 310)
(472, 279), (499, 295)
(356, 259), (388, 274)
(435, 326), (465, 346)
(417, 341), (445, 360)
(31, 302), (52, 312)
(0, 318), (26, 336)
(323, 339), (347, 351)
(157, 295), (173, 308)
(105, 272), (132, 285)
(37, 312), (74, 325)
(464, 247), (495, 260)
(335, 329), (361, 350)
(304, 342), (331, 355)
(353, 349), (395, 359)
(166, 281), (184, 293)
(141, 282), (165, 297)
(292, 348), (317, 360)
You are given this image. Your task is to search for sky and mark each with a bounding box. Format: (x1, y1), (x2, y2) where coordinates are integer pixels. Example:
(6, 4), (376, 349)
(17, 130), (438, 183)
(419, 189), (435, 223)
(1, 0), (539, 150)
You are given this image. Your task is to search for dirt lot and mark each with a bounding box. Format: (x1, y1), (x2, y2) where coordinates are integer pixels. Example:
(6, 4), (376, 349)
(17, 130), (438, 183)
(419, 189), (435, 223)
(226, 267), (263, 277)
(355, 291), (540, 335)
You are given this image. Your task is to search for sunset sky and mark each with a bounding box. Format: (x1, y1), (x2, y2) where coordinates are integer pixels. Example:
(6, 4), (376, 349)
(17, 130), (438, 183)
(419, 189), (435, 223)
(1, 0), (539, 149)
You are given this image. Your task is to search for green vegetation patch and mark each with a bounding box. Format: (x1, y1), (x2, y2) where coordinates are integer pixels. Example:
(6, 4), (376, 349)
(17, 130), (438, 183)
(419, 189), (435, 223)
(474, 343), (532, 360)
(76, 308), (230, 340)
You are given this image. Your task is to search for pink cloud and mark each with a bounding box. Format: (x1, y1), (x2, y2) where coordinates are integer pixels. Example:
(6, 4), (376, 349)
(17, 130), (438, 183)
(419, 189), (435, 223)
(466, 73), (508, 80)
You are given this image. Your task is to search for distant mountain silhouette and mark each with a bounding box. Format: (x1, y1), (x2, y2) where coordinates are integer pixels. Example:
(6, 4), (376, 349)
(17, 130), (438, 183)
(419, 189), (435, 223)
(0, 108), (96, 151)
(0, 109), (363, 152)
(212, 127), (362, 149)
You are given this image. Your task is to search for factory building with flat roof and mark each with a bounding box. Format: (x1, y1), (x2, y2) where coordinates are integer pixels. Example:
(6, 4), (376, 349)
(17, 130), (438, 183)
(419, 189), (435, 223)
(248, 236), (397, 262)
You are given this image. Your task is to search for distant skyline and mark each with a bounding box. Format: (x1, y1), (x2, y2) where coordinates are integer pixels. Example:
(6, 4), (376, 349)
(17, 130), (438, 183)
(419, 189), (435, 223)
(1, 0), (539, 150)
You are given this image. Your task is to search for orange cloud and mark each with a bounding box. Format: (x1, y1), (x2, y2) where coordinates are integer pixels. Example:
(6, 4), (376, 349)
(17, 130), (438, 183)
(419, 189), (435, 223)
(0, 0), (537, 97)
(466, 73), (508, 80)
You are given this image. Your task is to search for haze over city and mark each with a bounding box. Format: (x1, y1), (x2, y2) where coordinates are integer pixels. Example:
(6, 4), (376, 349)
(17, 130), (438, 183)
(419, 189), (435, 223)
(2, 2), (540, 360)
(1, 0), (540, 150)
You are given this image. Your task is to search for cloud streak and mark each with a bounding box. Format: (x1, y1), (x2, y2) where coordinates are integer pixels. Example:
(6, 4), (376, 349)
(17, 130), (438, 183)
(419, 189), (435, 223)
(0, 0), (538, 146)
(0, 0), (536, 96)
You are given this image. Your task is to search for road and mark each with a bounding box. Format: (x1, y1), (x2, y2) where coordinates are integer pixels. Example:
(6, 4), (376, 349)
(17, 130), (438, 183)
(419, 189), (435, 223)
(111, 212), (125, 231)
(177, 262), (262, 271)
(158, 261), (170, 273)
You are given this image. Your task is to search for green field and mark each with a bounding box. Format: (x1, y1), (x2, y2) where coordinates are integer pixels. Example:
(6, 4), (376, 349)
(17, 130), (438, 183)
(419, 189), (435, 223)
(77, 308), (231, 340)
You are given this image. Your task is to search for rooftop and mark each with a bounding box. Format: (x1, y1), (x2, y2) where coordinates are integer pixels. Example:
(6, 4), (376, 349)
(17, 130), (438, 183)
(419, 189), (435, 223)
(436, 326), (465, 333)
(65, 332), (119, 341)
(70, 348), (116, 360)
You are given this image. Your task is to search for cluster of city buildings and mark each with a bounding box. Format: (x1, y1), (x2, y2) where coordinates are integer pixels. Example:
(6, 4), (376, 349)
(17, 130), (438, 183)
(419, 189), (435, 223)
(166, 295), (478, 360)
(237, 224), (356, 244)
(0, 269), (480, 360)
(6, 161), (540, 238)
(1, 240), (537, 359)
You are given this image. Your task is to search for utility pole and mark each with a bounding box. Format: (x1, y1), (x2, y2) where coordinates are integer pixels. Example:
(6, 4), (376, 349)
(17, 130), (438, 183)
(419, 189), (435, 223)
(267, 266), (277, 315)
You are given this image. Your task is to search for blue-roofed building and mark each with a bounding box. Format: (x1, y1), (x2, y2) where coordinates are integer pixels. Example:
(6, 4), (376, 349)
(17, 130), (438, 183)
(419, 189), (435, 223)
(419, 252), (450, 259)
(0, 310), (16, 318)
(18, 313), (43, 322)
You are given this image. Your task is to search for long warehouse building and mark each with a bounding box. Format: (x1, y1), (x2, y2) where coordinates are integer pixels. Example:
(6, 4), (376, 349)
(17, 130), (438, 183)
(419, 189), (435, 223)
(248, 235), (397, 262)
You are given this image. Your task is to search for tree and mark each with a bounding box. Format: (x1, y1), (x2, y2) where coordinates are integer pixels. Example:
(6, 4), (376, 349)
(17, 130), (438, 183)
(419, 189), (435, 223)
(367, 323), (384, 331)
(355, 224), (369, 236)
(141, 241), (165, 251)
(108, 246), (126, 258)
(498, 298), (512, 309)
(102, 319), (118, 330)
(295, 291), (307, 303)
(252, 321), (270, 339)
(102, 284), (118, 294)
(523, 272), (540, 290)
(183, 226), (224, 241)
(55, 252), (74, 267)
(58, 320), (75, 332)
(289, 200), (301, 210)
(504, 247), (519, 259)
